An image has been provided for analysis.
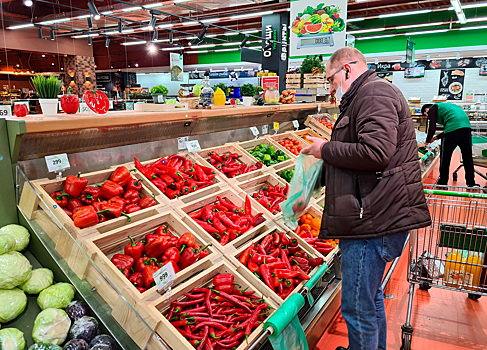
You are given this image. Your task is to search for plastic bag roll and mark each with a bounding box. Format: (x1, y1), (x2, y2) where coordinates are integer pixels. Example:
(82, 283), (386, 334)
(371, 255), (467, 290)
(264, 293), (305, 338)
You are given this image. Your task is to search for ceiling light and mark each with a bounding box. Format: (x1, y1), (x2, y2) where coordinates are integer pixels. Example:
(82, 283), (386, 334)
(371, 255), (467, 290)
(230, 11), (273, 20)
(179, 21), (196, 26)
(239, 36), (248, 48)
(222, 42), (238, 46)
(241, 29), (259, 34)
(458, 1), (487, 9)
(105, 37), (110, 47)
(450, 0), (462, 13)
(23, 0), (33, 6)
(206, 34), (217, 38)
(201, 18), (219, 23)
(50, 29), (55, 40)
(357, 34), (395, 40)
(457, 11), (467, 24)
(72, 33), (99, 38)
(378, 9), (431, 19)
(51, 62), (55, 66)
(224, 32), (240, 36)
(145, 3), (163, 8)
(158, 23), (173, 28)
(122, 29), (134, 34)
(87, 1), (101, 20)
(8, 23), (34, 30)
(149, 15), (157, 29)
(347, 17), (365, 22)
(77, 14), (91, 19)
(174, 0), (193, 3)
(41, 54), (45, 57)
(122, 7), (141, 12)
(348, 28), (385, 34)
(39, 18), (70, 25)
(217, 48), (240, 52)
(194, 44), (215, 48)
(111, 63), (114, 69)
(105, 31), (118, 35)
(122, 41), (147, 45)
(460, 25), (487, 30)
(154, 38), (169, 42)
(187, 50), (207, 54)
(404, 29), (448, 35)
(161, 46), (184, 50)
(135, 62), (139, 67)
(184, 36), (196, 40)
(148, 44), (157, 53)
(101, 11), (113, 15)
(466, 16), (487, 22)
(153, 29), (159, 41)
(394, 22), (443, 30)
(87, 17), (93, 29)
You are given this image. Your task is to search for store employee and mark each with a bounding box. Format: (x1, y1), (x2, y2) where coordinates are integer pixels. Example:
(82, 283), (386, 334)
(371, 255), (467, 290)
(418, 103), (478, 187)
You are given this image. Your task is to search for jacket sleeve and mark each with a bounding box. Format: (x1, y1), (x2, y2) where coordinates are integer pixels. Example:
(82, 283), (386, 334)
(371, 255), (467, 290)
(321, 84), (399, 171)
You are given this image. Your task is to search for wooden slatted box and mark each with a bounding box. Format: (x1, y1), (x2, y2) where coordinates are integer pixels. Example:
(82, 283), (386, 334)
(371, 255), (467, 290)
(238, 138), (294, 172)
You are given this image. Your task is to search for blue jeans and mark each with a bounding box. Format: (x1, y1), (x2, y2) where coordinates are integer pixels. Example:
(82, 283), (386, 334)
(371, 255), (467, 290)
(340, 231), (408, 350)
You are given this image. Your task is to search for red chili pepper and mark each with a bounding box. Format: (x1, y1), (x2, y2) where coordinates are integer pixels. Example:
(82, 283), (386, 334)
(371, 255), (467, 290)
(219, 233), (230, 246)
(201, 205), (216, 222)
(110, 253), (134, 278)
(252, 213), (265, 226)
(193, 219), (218, 235)
(239, 247), (252, 265)
(273, 231), (281, 246)
(165, 188), (180, 199)
(259, 264), (274, 291)
(100, 180), (124, 200)
(275, 269), (299, 279)
(110, 166), (133, 187)
(73, 206), (99, 228)
(129, 271), (144, 287)
(280, 232), (290, 246)
(142, 264), (160, 288)
(260, 235), (273, 252)
(161, 259), (181, 273)
(291, 265), (311, 280)
(162, 246), (181, 263)
(145, 236), (170, 258)
(134, 257), (157, 272)
(217, 196), (241, 214)
(124, 236), (144, 260)
(215, 211), (239, 230)
(309, 257), (324, 266)
(247, 260), (260, 274)
(316, 247), (334, 256)
(209, 151), (224, 163)
(134, 157), (157, 180)
(126, 178), (143, 192)
(50, 192), (69, 208)
(139, 195), (157, 209)
(189, 208), (204, 220)
(64, 172), (88, 197)
(124, 203), (141, 214)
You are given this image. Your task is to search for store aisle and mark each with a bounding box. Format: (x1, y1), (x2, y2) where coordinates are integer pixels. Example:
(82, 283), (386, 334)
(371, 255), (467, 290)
(314, 152), (487, 350)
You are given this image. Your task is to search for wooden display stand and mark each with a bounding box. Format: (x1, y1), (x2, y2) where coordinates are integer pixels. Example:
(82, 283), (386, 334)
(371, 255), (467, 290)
(286, 73), (302, 89)
(303, 73), (327, 89)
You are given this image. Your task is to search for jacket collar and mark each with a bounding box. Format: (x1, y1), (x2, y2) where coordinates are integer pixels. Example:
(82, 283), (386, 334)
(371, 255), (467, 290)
(339, 69), (376, 114)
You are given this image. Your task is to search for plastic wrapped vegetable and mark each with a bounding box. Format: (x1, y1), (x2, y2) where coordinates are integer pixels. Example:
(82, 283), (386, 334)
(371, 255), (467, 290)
(0, 328), (25, 350)
(68, 317), (99, 343)
(28, 343), (63, 350)
(62, 339), (89, 350)
(0, 288), (27, 323)
(0, 224), (30, 251)
(0, 252), (32, 289)
(0, 233), (16, 255)
(32, 308), (71, 345)
(88, 335), (117, 350)
(38, 283), (75, 310)
(192, 84), (202, 97)
(65, 301), (88, 322)
(19, 268), (54, 294)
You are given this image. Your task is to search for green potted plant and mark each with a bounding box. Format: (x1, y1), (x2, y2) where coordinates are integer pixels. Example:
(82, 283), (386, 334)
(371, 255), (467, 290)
(300, 56), (325, 74)
(31, 75), (62, 116)
(150, 85), (169, 104)
(240, 83), (255, 106)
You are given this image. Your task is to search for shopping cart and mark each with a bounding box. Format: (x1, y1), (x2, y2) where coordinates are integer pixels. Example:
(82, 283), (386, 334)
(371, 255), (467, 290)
(401, 184), (487, 350)
(452, 126), (487, 182)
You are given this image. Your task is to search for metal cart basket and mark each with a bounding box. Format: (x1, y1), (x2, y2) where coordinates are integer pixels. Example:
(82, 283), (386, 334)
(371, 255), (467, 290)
(401, 185), (487, 350)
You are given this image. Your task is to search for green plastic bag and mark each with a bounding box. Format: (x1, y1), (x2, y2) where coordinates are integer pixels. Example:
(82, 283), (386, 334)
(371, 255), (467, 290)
(280, 154), (323, 230)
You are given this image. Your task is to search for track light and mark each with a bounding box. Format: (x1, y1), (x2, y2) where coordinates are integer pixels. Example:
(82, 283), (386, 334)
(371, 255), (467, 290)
(88, 1), (101, 20)
(118, 20), (122, 33)
(149, 15), (157, 30)
(169, 31), (173, 44)
(23, 0), (33, 6)
(128, 62), (131, 68)
(37, 27), (43, 39)
(88, 36), (92, 45)
(135, 61), (139, 67)
(111, 63), (114, 69)
(87, 17), (93, 29)
(239, 35), (248, 48)
(197, 25), (207, 41)
(105, 37), (110, 47)
(153, 29), (159, 41)
(50, 29), (55, 40)
(148, 44), (157, 53)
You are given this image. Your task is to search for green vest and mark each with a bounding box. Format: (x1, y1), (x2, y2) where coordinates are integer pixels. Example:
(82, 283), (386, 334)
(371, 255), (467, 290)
(436, 103), (471, 134)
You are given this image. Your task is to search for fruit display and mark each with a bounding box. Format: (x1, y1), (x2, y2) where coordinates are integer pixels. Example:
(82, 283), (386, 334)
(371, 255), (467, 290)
(165, 273), (272, 349)
(279, 169), (294, 183)
(279, 90), (296, 104)
(251, 184), (289, 215)
(237, 231), (324, 299)
(203, 151), (263, 178)
(188, 195), (266, 246)
(108, 228), (211, 293)
(296, 213), (321, 237)
(318, 118), (334, 130)
(135, 155), (217, 199)
(277, 138), (303, 156)
(248, 144), (290, 167)
(295, 213), (338, 256)
(291, 4), (345, 36)
(49, 167), (157, 228)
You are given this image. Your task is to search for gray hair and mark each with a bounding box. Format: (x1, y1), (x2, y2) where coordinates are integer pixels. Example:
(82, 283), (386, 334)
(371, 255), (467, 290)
(328, 47), (366, 69)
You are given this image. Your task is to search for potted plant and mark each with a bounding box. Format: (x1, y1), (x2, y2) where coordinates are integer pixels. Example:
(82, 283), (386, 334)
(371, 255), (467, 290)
(31, 75), (62, 116)
(150, 85), (168, 104)
(240, 83), (255, 106)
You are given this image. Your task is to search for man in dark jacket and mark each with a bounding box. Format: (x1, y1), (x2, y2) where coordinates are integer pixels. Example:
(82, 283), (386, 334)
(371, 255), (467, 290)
(302, 47), (431, 350)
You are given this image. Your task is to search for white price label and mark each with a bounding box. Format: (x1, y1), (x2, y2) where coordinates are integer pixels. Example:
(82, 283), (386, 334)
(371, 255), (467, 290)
(292, 120), (299, 129)
(154, 262), (176, 292)
(186, 140), (201, 153)
(262, 125), (269, 134)
(250, 127), (259, 136)
(0, 105), (12, 117)
(178, 137), (189, 150)
(45, 153), (71, 173)
(79, 103), (91, 113)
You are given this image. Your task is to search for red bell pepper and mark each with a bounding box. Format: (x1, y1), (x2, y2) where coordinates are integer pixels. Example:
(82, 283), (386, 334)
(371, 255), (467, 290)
(136, 287), (148, 293)
(160, 259), (180, 274)
(142, 264), (160, 288)
(124, 204), (141, 214)
(145, 236), (169, 258)
(100, 180), (124, 200)
(80, 186), (101, 205)
(110, 166), (132, 187)
(129, 272), (144, 287)
(123, 189), (140, 204)
(196, 243), (211, 259)
(13, 103), (28, 117)
(135, 257), (157, 273)
(50, 192), (69, 208)
(101, 203), (131, 222)
(110, 253), (134, 278)
(139, 195), (157, 209)
(162, 246), (181, 263)
(213, 273), (234, 287)
(179, 247), (200, 269)
(64, 172), (88, 197)
(108, 196), (127, 207)
(60, 86), (80, 114)
(124, 236), (144, 260)
(126, 178), (143, 192)
(73, 206), (99, 228)
(178, 232), (195, 252)
(92, 200), (107, 212)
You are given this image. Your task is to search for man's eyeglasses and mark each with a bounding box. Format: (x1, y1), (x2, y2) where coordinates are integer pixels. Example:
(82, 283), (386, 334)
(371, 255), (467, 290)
(326, 61), (358, 84)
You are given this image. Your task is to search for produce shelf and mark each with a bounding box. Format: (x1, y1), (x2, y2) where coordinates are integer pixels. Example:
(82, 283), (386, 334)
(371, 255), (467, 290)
(238, 138), (295, 171)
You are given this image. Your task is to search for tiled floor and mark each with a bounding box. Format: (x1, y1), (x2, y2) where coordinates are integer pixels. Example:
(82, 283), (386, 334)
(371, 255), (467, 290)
(314, 153), (487, 350)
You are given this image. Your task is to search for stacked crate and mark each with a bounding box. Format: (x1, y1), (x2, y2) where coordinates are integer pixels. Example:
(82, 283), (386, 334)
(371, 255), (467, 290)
(303, 73), (326, 88)
(285, 73), (302, 89)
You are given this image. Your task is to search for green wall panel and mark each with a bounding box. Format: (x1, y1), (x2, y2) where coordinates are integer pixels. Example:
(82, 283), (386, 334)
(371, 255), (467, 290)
(198, 50), (243, 64)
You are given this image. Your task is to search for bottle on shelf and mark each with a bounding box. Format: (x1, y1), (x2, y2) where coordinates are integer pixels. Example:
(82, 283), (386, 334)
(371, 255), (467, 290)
(199, 71), (214, 106)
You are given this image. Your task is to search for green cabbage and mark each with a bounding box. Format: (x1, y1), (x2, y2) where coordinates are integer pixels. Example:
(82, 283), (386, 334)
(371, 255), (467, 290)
(28, 343), (62, 350)
(32, 309), (71, 346)
(19, 268), (54, 295)
(0, 234), (16, 255)
(192, 84), (202, 97)
(37, 283), (75, 310)
(0, 225), (30, 252)
(0, 288), (27, 323)
(0, 328), (25, 350)
(0, 252), (32, 289)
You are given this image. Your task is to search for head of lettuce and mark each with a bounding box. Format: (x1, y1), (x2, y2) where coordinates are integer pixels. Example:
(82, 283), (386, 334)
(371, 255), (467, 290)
(0, 252), (32, 289)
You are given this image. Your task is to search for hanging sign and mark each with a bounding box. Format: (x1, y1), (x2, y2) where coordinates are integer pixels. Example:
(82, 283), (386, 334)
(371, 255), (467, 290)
(170, 53), (184, 82)
(290, 0), (348, 58)
(406, 39), (415, 65)
(438, 69), (465, 101)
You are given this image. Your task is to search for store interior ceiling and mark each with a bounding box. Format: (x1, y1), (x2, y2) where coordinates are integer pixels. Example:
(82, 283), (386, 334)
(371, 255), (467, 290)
(1, 0), (487, 72)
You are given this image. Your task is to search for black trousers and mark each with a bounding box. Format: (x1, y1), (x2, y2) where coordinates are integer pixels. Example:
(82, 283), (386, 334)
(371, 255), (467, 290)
(438, 127), (476, 186)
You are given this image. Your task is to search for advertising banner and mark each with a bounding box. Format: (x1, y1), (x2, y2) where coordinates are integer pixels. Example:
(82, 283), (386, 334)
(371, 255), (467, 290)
(438, 69), (465, 101)
(290, 0), (347, 58)
(170, 53), (183, 81)
(262, 13), (289, 92)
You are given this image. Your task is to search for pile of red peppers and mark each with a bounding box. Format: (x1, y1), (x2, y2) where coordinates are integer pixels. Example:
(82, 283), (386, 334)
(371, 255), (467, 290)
(205, 151), (263, 178)
(238, 231), (323, 300)
(166, 273), (271, 350)
(189, 195), (265, 246)
(251, 184), (288, 215)
(299, 236), (336, 257)
(135, 155), (216, 200)
(49, 166), (157, 228)
(110, 225), (211, 293)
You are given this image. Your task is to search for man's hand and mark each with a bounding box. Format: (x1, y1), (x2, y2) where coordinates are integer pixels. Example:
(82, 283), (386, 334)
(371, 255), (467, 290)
(417, 142), (427, 148)
(301, 137), (326, 159)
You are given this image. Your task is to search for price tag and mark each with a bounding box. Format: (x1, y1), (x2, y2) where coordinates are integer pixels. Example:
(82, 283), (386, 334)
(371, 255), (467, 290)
(262, 125), (269, 134)
(333, 113), (338, 119)
(250, 127), (259, 137)
(0, 105), (12, 117)
(273, 122), (280, 131)
(45, 153), (71, 173)
(79, 103), (91, 113)
(154, 262), (176, 292)
(317, 104), (322, 113)
(292, 120), (299, 129)
(186, 140), (201, 153)
(178, 137), (189, 150)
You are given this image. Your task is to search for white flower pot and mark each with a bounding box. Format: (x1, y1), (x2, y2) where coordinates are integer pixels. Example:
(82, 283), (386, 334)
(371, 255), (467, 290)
(39, 98), (59, 116)
(242, 96), (253, 106)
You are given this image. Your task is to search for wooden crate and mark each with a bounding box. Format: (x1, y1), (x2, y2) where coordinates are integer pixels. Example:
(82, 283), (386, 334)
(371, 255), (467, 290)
(304, 73), (325, 78)
(232, 173), (288, 221)
(177, 187), (271, 253)
(195, 144), (265, 184)
(238, 138), (294, 171)
(274, 163), (295, 181)
(286, 78), (302, 84)
(146, 260), (278, 350)
(286, 73), (302, 79)
(226, 227), (322, 305)
(295, 128), (329, 143)
(267, 131), (309, 159)
(303, 83), (325, 89)
(304, 115), (333, 139)
(286, 84), (302, 89)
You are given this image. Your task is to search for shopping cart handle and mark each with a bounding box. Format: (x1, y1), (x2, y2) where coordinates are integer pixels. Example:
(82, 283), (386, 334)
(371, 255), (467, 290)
(304, 263), (328, 291)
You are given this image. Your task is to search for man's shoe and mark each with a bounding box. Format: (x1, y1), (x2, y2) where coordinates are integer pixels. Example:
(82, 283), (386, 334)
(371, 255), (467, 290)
(335, 347), (348, 350)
